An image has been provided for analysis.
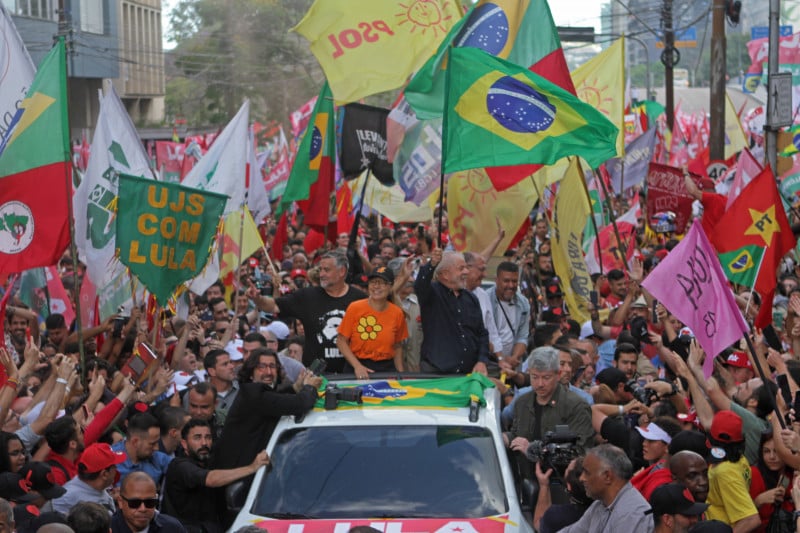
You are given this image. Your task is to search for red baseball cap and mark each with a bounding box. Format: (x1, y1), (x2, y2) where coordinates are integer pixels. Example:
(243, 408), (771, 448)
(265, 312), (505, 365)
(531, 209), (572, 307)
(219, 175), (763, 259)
(78, 443), (126, 473)
(725, 351), (752, 369)
(290, 269), (307, 279)
(709, 410), (744, 444)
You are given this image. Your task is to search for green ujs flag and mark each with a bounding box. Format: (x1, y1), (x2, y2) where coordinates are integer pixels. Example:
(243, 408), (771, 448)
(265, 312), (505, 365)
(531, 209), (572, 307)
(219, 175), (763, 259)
(314, 374), (495, 410)
(116, 175), (226, 304)
(442, 47), (618, 174)
(717, 245), (765, 288)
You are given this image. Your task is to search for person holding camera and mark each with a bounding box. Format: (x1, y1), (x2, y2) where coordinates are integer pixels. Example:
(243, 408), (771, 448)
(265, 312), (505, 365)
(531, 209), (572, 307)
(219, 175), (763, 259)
(504, 347), (594, 477)
(534, 456), (593, 533)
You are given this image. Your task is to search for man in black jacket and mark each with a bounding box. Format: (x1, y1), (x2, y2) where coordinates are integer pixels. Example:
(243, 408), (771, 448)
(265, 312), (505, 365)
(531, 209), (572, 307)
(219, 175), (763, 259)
(213, 348), (321, 472)
(163, 419), (269, 532)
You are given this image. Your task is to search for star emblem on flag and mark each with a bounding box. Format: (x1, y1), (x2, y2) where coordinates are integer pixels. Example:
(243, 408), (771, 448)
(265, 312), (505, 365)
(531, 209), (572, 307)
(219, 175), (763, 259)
(744, 205), (780, 246)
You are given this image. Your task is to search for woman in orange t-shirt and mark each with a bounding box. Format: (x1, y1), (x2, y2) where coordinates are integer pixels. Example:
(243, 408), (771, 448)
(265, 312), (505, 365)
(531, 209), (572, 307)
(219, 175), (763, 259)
(337, 266), (408, 379)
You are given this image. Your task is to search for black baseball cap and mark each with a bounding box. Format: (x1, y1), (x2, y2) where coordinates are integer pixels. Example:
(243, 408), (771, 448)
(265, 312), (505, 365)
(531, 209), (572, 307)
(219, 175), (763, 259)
(648, 483), (708, 518)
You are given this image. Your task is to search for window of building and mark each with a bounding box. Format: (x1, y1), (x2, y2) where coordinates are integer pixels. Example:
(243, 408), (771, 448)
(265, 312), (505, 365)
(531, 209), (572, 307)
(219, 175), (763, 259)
(79, 0), (103, 34)
(12, 0), (57, 21)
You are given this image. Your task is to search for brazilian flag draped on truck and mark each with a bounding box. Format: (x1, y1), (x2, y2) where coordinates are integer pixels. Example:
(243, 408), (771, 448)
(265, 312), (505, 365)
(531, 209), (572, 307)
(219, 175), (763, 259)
(315, 374), (495, 410)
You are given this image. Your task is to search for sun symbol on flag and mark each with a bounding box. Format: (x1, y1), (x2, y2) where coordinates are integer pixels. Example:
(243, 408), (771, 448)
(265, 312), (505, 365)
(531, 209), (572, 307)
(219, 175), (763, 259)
(577, 77), (614, 117)
(458, 169), (497, 204)
(396, 0), (453, 37)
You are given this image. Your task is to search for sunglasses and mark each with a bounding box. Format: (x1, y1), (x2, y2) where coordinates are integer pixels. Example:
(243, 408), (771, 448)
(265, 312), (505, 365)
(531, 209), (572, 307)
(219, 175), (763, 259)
(121, 496), (159, 509)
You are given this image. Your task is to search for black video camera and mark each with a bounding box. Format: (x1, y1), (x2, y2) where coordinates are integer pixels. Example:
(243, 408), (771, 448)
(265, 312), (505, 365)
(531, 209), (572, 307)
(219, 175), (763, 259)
(324, 385), (363, 410)
(627, 379), (658, 406)
(526, 425), (580, 477)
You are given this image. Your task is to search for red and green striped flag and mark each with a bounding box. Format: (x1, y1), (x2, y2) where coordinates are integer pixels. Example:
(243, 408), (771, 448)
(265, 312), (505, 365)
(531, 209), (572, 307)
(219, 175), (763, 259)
(0, 39), (71, 274)
(277, 81), (335, 229)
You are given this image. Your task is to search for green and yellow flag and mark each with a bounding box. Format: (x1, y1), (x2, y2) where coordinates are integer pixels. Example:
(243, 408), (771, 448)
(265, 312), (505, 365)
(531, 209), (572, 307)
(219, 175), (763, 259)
(116, 175), (227, 304)
(442, 47), (618, 174)
(314, 374), (495, 410)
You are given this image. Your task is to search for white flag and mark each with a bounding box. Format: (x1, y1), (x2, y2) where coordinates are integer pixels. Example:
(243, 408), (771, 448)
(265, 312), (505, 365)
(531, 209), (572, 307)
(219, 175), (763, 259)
(246, 126), (270, 223)
(0, 5), (35, 152)
(73, 83), (154, 295)
(182, 100), (249, 214)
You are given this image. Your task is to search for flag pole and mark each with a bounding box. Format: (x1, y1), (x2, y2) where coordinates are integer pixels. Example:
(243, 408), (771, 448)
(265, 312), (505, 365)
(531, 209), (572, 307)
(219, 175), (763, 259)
(63, 39), (86, 385)
(436, 168), (445, 247)
(594, 166), (630, 272)
(348, 169), (371, 250)
(581, 168), (605, 276)
(743, 250), (766, 320)
(743, 332), (787, 429)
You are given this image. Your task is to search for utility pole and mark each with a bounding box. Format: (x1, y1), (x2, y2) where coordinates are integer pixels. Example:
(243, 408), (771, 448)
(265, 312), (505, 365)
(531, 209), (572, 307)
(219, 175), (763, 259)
(709, 0), (726, 160)
(56, 0), (74, 76)
(662, 0), (675, 131)
(765, 0), (780, 174)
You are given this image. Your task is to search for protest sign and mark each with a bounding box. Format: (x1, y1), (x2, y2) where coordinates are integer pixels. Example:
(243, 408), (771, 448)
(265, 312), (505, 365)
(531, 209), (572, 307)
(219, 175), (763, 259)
(646, 163), (702, 234)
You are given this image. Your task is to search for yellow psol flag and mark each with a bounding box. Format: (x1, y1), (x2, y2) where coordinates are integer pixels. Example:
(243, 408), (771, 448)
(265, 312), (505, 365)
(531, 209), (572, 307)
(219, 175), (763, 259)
(447, 169), (537, 254)
(725, 91), (748, 159)
(571, 37), (625, 156)
(292, 0), (463, 103)
(219, 208), (264, 297)
(551, 158), (593, 324)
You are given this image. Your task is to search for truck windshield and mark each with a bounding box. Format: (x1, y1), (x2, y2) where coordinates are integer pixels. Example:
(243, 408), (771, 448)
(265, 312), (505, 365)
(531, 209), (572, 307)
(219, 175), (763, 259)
(251, 425), (509, 518)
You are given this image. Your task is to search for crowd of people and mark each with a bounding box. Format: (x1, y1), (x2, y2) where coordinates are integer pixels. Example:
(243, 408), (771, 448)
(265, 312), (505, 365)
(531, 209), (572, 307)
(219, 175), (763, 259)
(0, 205), (799, 533)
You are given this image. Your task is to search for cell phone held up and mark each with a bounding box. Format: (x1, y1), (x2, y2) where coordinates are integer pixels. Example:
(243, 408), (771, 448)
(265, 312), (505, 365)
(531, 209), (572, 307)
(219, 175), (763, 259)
(589, 290), (599, 308)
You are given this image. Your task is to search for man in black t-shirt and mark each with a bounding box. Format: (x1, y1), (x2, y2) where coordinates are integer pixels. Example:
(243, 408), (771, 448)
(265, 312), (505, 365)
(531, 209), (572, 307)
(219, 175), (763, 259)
(253, 251), (365, 373)
(162, 419), (269, 532)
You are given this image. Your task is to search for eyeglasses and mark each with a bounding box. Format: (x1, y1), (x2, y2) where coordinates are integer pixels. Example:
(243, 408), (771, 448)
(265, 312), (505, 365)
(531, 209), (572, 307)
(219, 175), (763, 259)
(257, 363), (278, 370)
(121, 496), (159, 509)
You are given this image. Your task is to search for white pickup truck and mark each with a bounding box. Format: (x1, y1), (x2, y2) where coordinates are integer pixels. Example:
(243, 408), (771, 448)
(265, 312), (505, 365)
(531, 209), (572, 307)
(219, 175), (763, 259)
(228, 374), (534, 533)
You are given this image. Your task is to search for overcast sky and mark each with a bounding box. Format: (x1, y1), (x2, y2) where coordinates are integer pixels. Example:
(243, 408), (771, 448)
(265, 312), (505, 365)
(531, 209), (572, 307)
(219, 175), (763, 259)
(549, 1), (603, 32)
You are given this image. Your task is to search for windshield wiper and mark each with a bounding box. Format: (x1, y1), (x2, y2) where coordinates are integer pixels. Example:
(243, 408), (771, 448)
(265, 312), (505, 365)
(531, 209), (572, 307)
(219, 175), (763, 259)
(263, 512), (316, 519)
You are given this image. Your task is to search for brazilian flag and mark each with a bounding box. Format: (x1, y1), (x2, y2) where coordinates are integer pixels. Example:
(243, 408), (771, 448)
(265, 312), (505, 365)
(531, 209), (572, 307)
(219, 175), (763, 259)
(314, 374), (495, 410)
(780, 123), (800, 157)
(442, 47), (618, 174)
(717, 245), (764, 287)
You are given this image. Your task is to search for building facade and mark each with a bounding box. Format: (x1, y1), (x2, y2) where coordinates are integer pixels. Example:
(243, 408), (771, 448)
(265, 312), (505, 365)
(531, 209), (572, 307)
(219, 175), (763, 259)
(5, 0), (164, 135)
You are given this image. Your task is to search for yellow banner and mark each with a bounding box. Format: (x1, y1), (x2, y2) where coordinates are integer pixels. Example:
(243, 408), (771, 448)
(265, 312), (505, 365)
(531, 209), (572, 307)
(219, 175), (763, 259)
(293, 0), (463, 103)
(571, 37), (625, 156)
(447, 168), (537, 254)
(725, 91), (748, 159)
(220, 208), (264, 294)
(551, 158), (592, 323)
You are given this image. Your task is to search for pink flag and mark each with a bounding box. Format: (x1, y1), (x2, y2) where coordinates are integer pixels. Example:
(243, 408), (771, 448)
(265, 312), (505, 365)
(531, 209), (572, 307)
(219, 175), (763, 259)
(642, 223), (748, 378)
(727, 148), (762, 208)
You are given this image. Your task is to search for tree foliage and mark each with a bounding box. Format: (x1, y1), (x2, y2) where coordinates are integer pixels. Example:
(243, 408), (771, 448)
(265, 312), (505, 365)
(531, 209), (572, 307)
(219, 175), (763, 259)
(165, 0), (320, 128)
